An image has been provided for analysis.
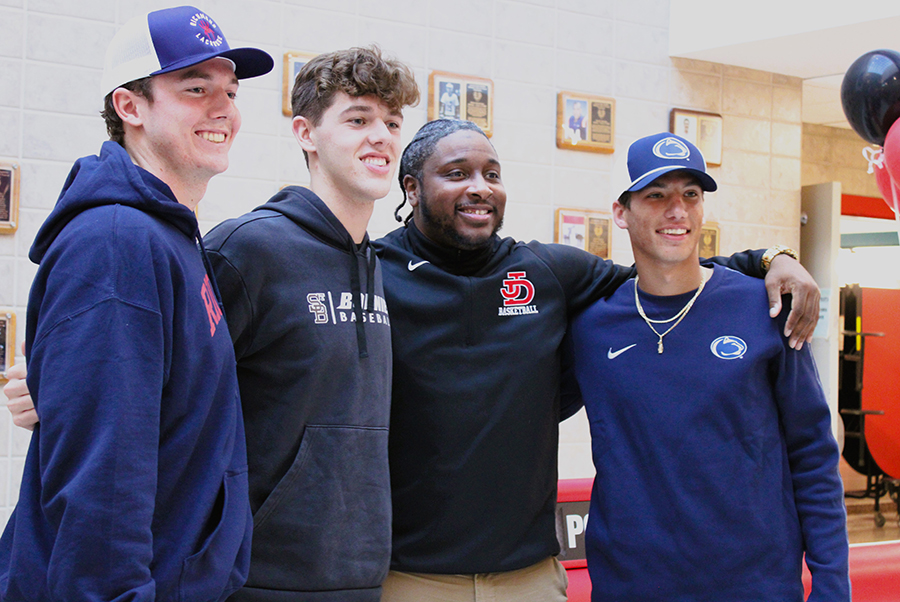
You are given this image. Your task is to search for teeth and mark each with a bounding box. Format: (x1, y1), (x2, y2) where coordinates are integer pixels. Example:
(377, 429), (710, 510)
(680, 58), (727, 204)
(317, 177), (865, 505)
(199, 132), (226, 143)
(461, 209), (489, 215)
(660, 228), (687, 235)
(362, 157), (387, 166)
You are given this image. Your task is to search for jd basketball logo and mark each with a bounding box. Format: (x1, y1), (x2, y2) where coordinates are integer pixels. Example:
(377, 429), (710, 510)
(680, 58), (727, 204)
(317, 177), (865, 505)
(499, 272), (539, 316)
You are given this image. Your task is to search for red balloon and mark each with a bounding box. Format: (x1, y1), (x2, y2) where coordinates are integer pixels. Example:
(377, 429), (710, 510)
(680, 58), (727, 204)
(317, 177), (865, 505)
(873, 122), (900, 216)
(883, 118), (900, 184)
(873, 160), (900, 216)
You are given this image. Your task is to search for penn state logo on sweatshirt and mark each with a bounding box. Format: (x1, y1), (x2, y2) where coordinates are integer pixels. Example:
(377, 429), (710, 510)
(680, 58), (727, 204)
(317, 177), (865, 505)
(499, 271), (539, 316)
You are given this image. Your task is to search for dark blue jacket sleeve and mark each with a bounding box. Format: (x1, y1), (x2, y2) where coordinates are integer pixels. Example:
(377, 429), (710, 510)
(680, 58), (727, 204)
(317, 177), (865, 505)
(530, 243), (766, 315)
(559, 328), (583, 421)
(29, 284), (164, 600)
(770, 310), (850, 601)
(702, 248), (765, 278)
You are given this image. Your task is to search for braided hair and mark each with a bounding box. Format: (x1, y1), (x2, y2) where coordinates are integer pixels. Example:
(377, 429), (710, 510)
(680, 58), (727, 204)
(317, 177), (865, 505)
(393, 119), (489, 224)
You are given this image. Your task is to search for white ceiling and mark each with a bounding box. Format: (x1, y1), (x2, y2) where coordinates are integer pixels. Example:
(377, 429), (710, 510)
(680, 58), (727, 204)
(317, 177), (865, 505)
(669, 6), (900, 130)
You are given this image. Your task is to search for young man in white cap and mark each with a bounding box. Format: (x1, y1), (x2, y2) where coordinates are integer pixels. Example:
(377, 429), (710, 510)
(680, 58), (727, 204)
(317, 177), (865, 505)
(565, 132), (849, 601)
(0, 6), (272, 601)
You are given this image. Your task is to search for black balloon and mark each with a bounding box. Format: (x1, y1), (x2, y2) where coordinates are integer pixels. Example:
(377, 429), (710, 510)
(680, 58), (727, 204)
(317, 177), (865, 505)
(841, 49), (900, 146)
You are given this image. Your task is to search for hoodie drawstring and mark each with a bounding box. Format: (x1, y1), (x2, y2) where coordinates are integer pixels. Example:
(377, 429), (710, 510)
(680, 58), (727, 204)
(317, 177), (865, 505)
(197, 234), (226, 312)
(349, 243), (376, 359)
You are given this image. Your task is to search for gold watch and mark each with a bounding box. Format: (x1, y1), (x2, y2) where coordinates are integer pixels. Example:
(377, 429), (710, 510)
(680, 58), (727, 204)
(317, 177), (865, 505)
(760, 244), (799, 272)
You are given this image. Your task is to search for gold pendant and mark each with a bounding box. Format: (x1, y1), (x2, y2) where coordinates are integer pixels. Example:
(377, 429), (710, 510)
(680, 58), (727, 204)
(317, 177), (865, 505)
(658, 339), (663, 354)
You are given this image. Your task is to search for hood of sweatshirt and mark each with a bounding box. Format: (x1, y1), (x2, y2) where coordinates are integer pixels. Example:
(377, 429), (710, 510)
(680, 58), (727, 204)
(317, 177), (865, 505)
(30, 141), (199, 264)
(254, 186), (377, 358)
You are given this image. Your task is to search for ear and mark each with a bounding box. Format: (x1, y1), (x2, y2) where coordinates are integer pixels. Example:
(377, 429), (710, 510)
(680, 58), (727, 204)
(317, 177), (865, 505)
(112, 87), (146, 128)
(403, 174), (421, 208)
(612, 201), (629, 229)
(292, 116), (316, 155)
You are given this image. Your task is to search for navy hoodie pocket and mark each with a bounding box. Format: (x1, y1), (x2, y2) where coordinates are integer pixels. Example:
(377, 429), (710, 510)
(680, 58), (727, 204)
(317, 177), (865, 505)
(180, 469), (253, 602)
(248, 424), (391, 592)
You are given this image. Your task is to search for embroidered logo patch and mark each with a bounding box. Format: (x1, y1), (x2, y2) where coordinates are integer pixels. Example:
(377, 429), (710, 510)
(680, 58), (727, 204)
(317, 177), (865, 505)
(652, 137), (690, 160)
(201, 274), (223, 337)
(190, 12), (224, 47)
(306, 291), (391, 326)
(499, 271), (539, 316)
(710, 335), (747, 360)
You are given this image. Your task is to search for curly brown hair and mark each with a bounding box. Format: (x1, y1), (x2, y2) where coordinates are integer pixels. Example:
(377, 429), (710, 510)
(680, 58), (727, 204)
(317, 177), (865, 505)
(100, 77), (155, 146)
(291, 46), (419, 163)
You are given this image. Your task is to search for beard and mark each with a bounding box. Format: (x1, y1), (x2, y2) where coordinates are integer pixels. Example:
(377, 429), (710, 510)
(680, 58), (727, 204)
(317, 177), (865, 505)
(418, 190), (504, 251)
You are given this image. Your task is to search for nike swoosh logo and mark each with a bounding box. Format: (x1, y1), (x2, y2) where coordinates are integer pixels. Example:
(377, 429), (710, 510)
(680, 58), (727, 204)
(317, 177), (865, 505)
(408, 260), (430, 271)
(607, 344), (637, 360)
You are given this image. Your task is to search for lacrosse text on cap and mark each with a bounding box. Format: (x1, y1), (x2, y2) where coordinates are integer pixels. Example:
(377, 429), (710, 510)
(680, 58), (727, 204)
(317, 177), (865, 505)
(101, 5), (273, 97)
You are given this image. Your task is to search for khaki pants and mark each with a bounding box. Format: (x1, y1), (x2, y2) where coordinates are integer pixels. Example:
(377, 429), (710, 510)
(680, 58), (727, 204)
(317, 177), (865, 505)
(380, 556), (569, 602)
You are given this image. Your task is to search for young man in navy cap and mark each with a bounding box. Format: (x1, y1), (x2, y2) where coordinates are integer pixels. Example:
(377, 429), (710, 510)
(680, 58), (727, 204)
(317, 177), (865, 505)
(0, 6), (272, 601)
(565, 133), (849, 601)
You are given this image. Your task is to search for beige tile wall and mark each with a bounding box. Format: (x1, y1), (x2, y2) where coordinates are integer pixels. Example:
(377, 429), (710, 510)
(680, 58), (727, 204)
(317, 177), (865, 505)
(802, 123), (881, 198)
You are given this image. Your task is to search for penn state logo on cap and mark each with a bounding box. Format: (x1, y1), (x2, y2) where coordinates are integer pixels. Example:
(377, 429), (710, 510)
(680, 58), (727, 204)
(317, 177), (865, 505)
(622, 132), (717, 194)
(652, 137), (691, 160)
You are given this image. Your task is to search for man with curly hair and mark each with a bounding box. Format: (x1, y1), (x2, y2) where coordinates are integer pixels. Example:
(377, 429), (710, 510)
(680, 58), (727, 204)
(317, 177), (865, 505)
(202, 47), (419, 601)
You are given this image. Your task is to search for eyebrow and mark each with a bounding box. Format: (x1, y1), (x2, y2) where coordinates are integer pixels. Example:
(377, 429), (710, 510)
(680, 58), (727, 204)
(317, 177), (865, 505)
(443, 156), (501, 167)
(176, 68), (239, 86)
(340, 103), (403, 118)
(646, 177), (701, 189)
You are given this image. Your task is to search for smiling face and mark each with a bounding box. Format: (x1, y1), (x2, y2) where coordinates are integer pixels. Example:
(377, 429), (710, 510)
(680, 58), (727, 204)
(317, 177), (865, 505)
(126, 58), (241, 199)
(295, 91), (403, 206)
(614, 170), (704, 272)
(407, 130), (506, 250)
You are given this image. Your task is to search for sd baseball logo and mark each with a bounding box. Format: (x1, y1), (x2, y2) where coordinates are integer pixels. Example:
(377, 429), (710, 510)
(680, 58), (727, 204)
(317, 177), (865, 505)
(499, 272), (539, 316)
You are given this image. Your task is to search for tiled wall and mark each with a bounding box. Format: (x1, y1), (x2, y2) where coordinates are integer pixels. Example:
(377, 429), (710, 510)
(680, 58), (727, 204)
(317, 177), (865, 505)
(0, 0), (805, 519)
(802, 122), (880, 198)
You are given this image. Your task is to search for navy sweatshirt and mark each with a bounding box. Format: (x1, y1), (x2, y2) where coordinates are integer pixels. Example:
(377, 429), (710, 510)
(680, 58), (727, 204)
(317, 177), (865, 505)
(205, 187), (393, 602)
(0, 141), (252, 601)
(568, 266), (849, 601)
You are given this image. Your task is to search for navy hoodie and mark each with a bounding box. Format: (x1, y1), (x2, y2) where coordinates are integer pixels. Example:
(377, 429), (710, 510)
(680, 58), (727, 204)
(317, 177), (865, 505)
(204, 187), (392, 602)
(0, 141), (252, 601)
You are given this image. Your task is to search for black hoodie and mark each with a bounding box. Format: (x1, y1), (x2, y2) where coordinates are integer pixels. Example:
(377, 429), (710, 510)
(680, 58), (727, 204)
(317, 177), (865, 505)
(204, 187), (392, 602)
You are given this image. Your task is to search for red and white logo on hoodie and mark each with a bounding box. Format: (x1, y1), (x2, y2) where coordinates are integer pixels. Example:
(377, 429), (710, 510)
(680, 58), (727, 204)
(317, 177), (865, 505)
(201, 274), (223, 336)
(501, 272), (535, 306)
(498, 272), (539, 316)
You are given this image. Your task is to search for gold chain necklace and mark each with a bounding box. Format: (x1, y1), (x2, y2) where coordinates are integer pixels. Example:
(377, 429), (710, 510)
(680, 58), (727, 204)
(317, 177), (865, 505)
(634, 271), (709, 354)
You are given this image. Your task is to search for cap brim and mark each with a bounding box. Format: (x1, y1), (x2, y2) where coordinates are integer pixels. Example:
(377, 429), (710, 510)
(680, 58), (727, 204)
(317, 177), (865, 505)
(626, 166), (717, 193)
(152, 47), (274, 80)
